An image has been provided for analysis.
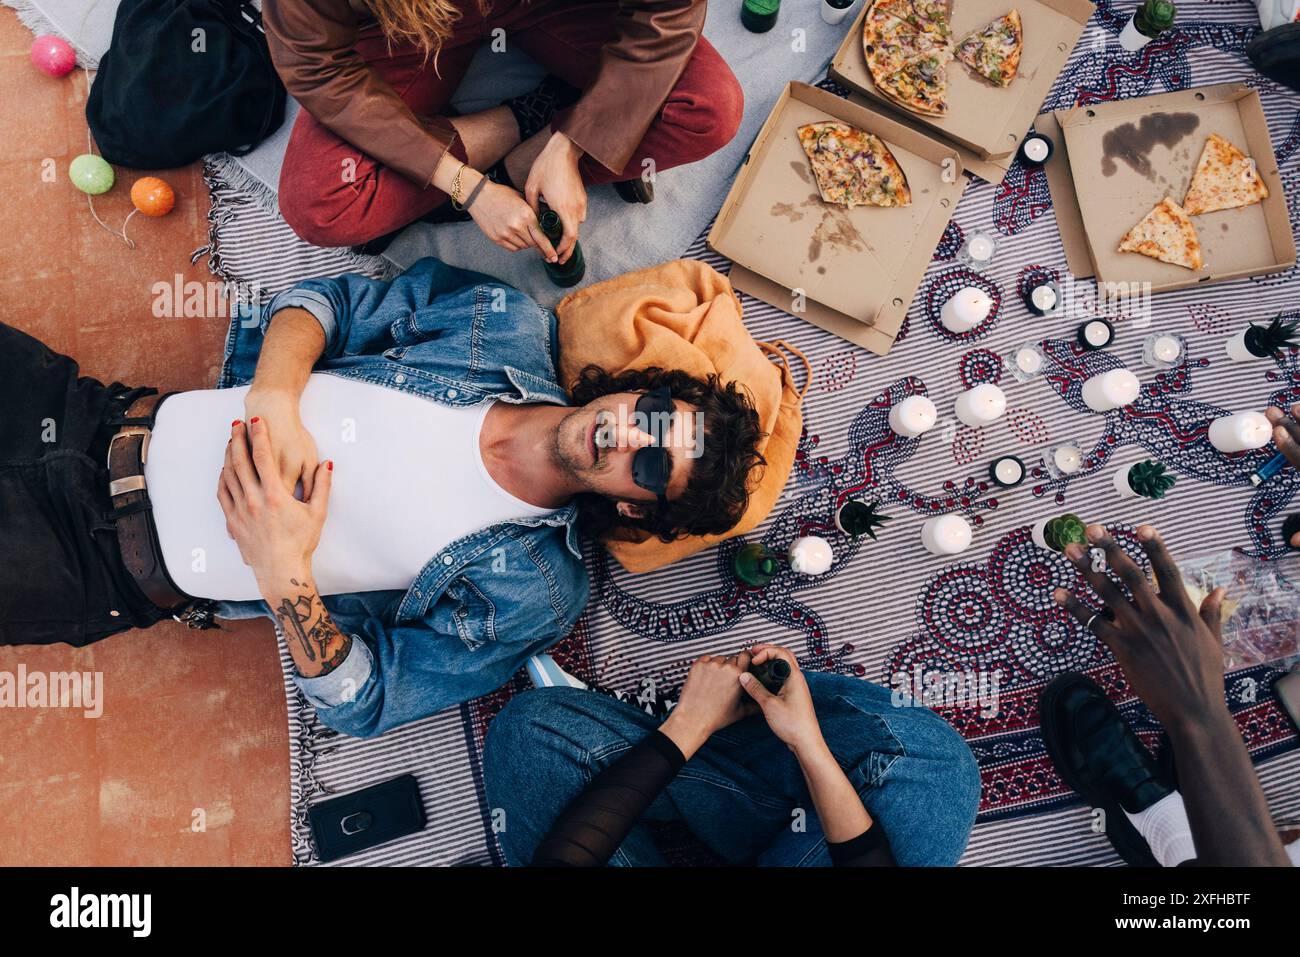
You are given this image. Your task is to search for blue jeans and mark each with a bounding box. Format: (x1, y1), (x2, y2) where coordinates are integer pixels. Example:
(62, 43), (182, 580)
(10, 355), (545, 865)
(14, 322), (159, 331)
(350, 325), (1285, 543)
(483, 672), (982, 866)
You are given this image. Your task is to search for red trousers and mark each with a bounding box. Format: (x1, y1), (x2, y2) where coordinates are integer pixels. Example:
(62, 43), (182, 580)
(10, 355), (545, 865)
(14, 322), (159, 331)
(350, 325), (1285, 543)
(278, 3), (744, 247)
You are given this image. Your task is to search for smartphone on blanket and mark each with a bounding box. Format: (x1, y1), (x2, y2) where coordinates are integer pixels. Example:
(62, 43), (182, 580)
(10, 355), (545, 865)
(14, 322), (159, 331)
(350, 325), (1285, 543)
(308, 774), (427, 862)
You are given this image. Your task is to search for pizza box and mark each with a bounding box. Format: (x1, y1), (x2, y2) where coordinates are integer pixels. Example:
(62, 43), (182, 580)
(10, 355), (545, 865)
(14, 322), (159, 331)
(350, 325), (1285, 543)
(829, 0), (1094, 160)
(1048, 84), (1295, 294)
(708, 81), (964, 356)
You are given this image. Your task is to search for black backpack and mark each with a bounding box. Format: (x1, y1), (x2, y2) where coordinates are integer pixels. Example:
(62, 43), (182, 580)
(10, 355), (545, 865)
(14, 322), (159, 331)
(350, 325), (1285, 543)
(1248, 22), (1300, 96)
(86, 0), (287, 169)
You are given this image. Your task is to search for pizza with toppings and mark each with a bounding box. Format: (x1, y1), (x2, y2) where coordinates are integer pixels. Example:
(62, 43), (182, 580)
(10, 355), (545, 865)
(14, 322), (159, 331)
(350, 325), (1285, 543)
(861, 1), (1022, 116)
(876, 52), (950, 116)
(1118, 197), (1204, 271)
(797, 121), (913, 208)
(956, 10), (1023, 87)
(1181, 133), (1270, 216)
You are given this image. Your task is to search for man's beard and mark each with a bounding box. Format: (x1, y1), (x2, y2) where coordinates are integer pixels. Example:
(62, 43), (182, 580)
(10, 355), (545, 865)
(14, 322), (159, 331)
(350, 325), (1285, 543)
(552, 407), (590, 483)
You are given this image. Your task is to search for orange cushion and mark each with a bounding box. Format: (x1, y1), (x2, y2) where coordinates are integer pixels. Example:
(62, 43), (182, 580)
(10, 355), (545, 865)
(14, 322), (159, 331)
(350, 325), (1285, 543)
(556, 259), (808, 573)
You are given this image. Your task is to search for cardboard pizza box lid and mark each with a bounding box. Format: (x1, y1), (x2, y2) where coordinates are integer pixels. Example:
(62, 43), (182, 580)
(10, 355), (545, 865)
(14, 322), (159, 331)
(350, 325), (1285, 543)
(830, 0), (1095, 159)
(709, 81), (965, 357)
(1057, 83), (1295, 294)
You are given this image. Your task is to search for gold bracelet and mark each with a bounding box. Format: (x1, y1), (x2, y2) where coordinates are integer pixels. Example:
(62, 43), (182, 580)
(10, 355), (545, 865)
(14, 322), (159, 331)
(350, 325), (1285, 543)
(450, 162), (467, 205)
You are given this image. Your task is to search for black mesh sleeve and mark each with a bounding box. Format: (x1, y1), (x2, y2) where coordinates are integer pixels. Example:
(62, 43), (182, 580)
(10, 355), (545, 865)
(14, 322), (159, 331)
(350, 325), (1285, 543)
(529, 729), (686, 867)
(827, 822), (896, 866)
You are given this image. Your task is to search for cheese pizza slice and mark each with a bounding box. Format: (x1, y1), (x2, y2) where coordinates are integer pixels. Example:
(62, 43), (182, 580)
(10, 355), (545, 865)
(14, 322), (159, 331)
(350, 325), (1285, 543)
(1118, 197), (1204, 271)
(1181, 133), (1269, 216)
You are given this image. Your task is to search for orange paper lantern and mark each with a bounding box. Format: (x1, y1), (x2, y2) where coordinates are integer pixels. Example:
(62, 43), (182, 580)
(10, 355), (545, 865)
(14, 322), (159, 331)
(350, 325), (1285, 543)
(130, 177), (175, 217)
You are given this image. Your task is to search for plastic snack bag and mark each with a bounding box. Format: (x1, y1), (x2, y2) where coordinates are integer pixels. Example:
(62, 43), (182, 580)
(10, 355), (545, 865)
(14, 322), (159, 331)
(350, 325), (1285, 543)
(1177, 550), (1300, 670)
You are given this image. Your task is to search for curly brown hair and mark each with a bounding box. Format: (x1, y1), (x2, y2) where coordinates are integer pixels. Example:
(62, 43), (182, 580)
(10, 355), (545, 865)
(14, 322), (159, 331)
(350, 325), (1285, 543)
(567, 365), (766, 543)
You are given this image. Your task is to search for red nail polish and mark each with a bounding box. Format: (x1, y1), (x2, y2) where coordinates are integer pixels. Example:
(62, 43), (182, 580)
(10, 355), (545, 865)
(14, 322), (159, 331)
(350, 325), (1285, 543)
(250, 416), (260, 424)
(327, 460), (334, 472)
(231, 419), (241, 428)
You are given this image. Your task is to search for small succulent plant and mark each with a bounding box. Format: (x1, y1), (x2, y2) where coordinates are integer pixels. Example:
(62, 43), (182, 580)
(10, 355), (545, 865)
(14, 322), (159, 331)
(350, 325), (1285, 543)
(1244, 316), (1300, 358)
(836, 499), (892, 540)
(1135, 0), (1177, 37)
(1043, 513), (1087, 552)
(1126, 459), (1177, 499)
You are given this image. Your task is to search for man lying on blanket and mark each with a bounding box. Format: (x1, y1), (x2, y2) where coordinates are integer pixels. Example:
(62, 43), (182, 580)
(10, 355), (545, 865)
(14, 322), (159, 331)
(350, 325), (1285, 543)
(0, 258), (764, 738)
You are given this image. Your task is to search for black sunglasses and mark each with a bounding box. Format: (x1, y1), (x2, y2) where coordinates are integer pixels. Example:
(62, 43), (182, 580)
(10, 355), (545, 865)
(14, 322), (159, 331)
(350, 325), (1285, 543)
(630, 387), (675, 508)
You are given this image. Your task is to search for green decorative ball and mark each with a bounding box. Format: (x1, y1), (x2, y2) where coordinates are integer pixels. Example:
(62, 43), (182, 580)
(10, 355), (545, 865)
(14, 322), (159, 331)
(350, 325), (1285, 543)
(69, 154), (114, 195)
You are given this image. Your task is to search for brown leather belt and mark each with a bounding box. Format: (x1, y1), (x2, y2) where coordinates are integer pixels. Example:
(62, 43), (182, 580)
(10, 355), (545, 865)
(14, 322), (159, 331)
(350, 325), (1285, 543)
(106, 391), (194, 614)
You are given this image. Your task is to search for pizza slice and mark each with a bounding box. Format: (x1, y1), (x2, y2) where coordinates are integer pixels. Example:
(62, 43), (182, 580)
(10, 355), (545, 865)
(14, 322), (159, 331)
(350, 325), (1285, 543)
(869, 0), (949, 39)
(910, 0), (952, 33)
(864, 8), (947, 76)
(1117, 197), (1204, 270)
(797, 121), (912, 208)
(876, 52), (950, 116)
(1181, 133), (1269, 215)
(956, 10), (1023, 87)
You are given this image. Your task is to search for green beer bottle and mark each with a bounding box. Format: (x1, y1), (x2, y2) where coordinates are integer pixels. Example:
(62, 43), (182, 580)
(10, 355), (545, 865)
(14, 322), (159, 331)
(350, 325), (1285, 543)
(538, 203), (586, 288)
(749, 658), (791, 695)
(741, 0), (780, 33)
(733, 542), (779, 587)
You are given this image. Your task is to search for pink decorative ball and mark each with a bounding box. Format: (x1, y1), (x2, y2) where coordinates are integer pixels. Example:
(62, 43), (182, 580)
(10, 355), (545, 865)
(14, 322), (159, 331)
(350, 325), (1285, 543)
(30, 35), (76, 77)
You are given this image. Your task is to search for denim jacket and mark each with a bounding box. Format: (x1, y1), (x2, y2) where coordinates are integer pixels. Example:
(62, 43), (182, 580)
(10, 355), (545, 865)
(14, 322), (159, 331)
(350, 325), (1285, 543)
(215, 258), (590, 738)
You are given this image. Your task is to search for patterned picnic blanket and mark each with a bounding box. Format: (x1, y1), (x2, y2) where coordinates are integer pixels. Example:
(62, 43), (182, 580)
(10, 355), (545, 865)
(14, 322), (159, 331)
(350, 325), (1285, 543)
(195, 0), (1300, 865)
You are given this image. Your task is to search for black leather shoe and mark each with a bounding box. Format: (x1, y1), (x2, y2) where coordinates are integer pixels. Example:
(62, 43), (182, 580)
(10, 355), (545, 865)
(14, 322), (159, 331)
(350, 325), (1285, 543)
(613, 177), (654, 204)
(1039, 672), (1174, 866)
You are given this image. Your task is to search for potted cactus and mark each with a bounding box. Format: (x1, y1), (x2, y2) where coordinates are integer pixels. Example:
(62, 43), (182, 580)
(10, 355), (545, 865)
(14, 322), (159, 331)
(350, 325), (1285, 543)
(1119, 0), (1177, 51)
(1032, 513), (1088, 552)
(1226, 316), (1300, 361)
(835, 499), (892, 540)
(1115, 459), (1177, 499)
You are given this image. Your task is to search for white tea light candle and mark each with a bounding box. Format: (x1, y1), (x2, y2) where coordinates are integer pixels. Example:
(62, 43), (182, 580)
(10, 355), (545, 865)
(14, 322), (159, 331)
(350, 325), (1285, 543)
(1143, 332), (1184, 369)
(1030, 283), (1058, 313)
(940, 287), (993, 333)
(964, 233), (996, 264)
(1024, 278), (1061, 316)
(954, 383), (1007, 427)
(1152, 336), (1180, 362)
(1207, 411), (1272, 453)
(990, 455), (1026, 487)
(888, 395), (938, 438)
(921, 514), (973, 555)
(1018, 133), (1054, 166)
(1081, 369), (1140, 412)
(1051, 444), (1083, 474)
(1015, 346), (1043, 375)
(1077, 319), (1114, 350)
(788, 536), (834, 575)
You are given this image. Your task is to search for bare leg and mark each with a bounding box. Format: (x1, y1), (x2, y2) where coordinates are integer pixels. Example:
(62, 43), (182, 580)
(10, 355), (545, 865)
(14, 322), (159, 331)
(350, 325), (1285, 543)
(448, 105), (521, 170)
(503, 127), (552, 188)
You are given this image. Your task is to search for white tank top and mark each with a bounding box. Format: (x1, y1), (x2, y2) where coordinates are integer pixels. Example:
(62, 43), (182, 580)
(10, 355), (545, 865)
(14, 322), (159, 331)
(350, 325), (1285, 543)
(143, 376), (553, 601)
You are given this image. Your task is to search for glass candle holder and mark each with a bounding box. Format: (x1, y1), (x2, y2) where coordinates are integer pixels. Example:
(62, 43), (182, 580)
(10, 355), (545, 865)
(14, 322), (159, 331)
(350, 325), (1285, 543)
(1142, 332), (1185, 369)
(957, 232), (997, 270)
(1006, 341), (1046, 382)
(1044, 443), (1084, 479)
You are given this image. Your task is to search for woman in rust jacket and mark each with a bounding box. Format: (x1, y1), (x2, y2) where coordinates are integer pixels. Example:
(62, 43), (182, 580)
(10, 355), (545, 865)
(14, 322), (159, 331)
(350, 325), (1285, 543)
(264, 0), (743, 259)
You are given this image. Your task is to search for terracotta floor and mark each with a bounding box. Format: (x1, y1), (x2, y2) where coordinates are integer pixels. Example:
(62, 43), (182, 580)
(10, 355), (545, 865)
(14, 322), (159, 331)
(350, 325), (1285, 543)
(0, 9), (290, 865)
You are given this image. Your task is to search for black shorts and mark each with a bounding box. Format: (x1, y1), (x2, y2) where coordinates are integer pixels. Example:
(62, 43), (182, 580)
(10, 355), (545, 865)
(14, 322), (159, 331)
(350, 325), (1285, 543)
(0, 323), (169, 646)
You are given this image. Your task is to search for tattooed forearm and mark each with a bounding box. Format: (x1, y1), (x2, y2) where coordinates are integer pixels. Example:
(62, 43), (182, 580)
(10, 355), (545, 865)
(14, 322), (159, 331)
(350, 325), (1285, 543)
(272, 577), (352, 678)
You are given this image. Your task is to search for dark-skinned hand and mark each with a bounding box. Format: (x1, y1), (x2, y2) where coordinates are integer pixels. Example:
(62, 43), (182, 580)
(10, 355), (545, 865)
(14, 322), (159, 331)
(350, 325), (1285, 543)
(1265, 404), (1300, 545)
(1052, 523), (1227, 737)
